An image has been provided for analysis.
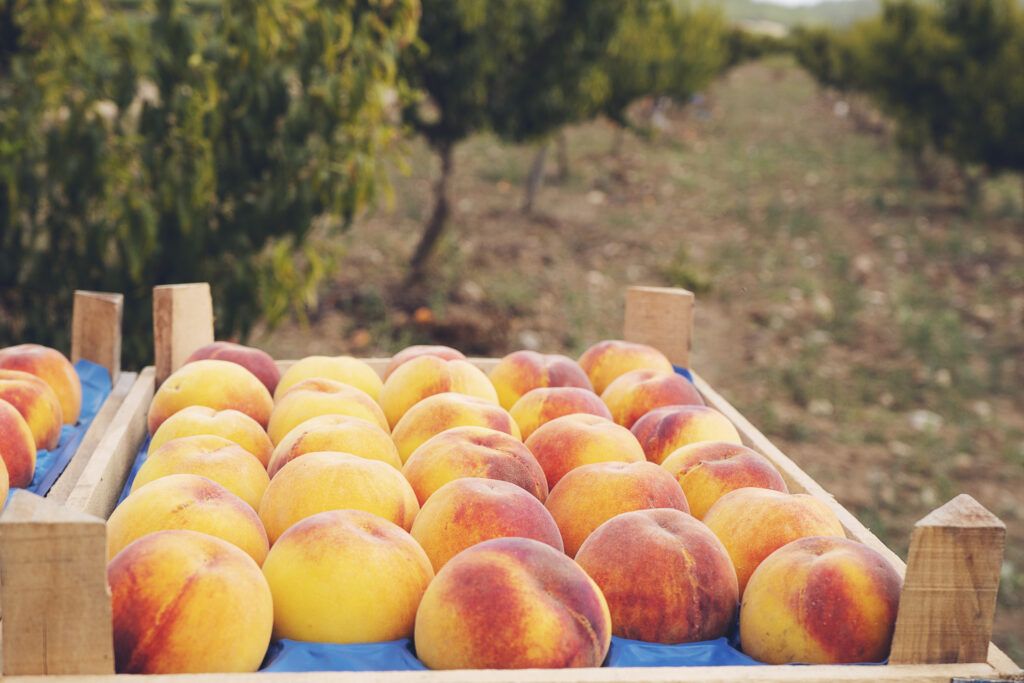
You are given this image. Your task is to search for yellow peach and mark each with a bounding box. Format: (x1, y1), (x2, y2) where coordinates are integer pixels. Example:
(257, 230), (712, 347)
(149, 405), (274, 468)
(0, 343), (82, 425)
(630, 404), (742, 464)
(390, 392), (521, 464)
(488, 350), (593, 411)
(266, 378), (388, 445)
(509, 386), (612, 441)
(147, 359), (273, 435)
(383, 344), (466, 380)
(577, 339), (673, 395)
(274, 355), (383, 402)
(268, 414), (400, 477)
(185, 341), (281, 396)
(0, 397), (37, 488)
(524, 413), (645, 490)
(0, 369), (63, 450)
(601, 368), (704, 429)
(379, 355), (497, 429)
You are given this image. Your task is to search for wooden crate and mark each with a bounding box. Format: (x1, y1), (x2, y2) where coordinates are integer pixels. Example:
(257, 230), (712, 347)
(1, 284), (1020, 683)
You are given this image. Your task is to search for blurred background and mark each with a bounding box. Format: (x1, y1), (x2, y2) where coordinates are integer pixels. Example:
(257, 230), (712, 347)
(1, 0), (1021, 660)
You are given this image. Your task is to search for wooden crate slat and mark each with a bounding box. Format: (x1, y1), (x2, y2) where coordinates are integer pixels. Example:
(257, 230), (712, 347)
(71, 290), (124, 384)
(624, 286), (695, 369)
(153, 283), (214, 387)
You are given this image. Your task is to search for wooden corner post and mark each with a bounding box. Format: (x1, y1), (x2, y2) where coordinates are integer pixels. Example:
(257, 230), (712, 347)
(153, 283), (215, 386)
(0, 490), (115, 675)
(71, 290), (124, 384)
(624, 286), (695, 368)
(888, 494), (1005, 665)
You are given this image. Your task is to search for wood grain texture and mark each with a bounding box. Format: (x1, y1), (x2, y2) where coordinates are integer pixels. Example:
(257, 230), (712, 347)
(623, 286), (694, 368)
(71, 290), (124, 384)
(153, 283), (214, 386)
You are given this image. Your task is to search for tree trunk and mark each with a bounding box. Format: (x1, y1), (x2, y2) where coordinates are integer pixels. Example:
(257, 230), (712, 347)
(522, 143), (549, 214)
(555, 129), (569, 182)
(409, 140), (455, 277)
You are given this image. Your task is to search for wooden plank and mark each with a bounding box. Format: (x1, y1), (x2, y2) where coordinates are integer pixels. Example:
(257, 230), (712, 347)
(153, 284), (214, 387)
(889, 495), (1006, 665)
(0, 490), (114, 675)
(624, 286), (694, 368)
(71, 290), (124, 384)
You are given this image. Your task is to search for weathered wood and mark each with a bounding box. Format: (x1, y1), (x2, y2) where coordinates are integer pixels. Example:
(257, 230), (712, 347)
(71, 290), (124, 384)
(153, 283), (214, 387)
(0, 491), (114, 676)
(623, 286), (694, 368)
(889, 495), (1006, 665)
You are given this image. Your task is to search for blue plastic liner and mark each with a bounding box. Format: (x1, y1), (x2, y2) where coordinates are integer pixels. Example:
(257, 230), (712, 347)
(672, 364), (695, 383)
(261, 639), (427, 672)
(606, 636), (760, 667)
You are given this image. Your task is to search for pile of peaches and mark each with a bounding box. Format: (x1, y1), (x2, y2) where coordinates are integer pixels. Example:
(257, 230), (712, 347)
(108, 341), (902, 674)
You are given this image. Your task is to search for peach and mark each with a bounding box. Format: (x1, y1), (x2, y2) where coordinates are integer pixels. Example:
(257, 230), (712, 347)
(147, 359), (273, 435)
(185, 341), (281, 395)
(402, 425), (547, 505)
(0, 343), (82, 424)
(262, 510), (433, 643)
(0, 369), (63, 450)
(601, 368), (704, 429)
(702, 487), (846, 593)
(384, 344), (466, 380)
(0, 397), (37, 487)
(415, 537), (611, 669)
(149, 405), (274, 468)
(577, 339), (674, 395)
(545, 460), (690, 557)
(266, 378), (388, 445)
(411, 478), (563, 571)
(391, 392), (521, 464)
(131, 435), (270, 510)
(109, 529), (272, 673)
(379, 355), (497, 429)
(258, 451), (419, 544)
(524, 413), (645, 490)
(631, 404), (742, 464)
(268, 414), (400, 477)
(107, 473), (269, 565)
(488, 350), (593, 411)
(575, 508), (738, 644)
(740, 536), (903, 664)
(662, 441), (788, 519)
(274, 355), (382, 402)
(509, 386), (613, 441)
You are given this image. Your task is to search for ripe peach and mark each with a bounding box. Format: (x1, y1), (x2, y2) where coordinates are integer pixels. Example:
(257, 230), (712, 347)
(414, 537), (611, 670)
(131, 435), (270, 510)
(402, 425), (547, 505)
(0, 397), (37, 487)
(274, 355), (382, 402)
(488, 350), (593, 411)
(545, 460), (690, 557)
(411, 478), (563, 571)
(258, 451), (419, 544)
(702, 487), (846, 593)
(631, 404), (742, 464)
(575, 508), (738, 644)
(577, 339), (674, 395)
(262, 510), (433, 643)
(185, 341), (281, 396)
(268, 414), (400, 477)
(662, 441), (788, 519)
(107, 473), (269, 565)
(509, 386), (613, 441)
(149, 405), (274, 468)
(391, 392), (521, 464)
(266, 378), (388, 445)
(379, 355), (497, 429)
(601, 369), (704, 429)
(0, 343), (82, 425)
(0, 369), (62, 450)
(109, 529), (273, 673)
(147, 359), (273, 435)
(383, 344), (466, 380)
(740, 536), (903, 664)
(524, 413), (645, 490)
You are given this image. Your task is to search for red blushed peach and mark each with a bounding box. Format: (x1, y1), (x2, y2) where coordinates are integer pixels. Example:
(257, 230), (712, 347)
(702, 487), (846, 594)
(545, 460), (690, 557)
(274, 355), (383, 402)
(575, 508), (739, 644)
(384, 344), (466, 380)
(488, 350), (593, 411)
(107, 474), (269, 565)
(631, 404), (742, 464)
(0, 397), (37, 488)
(147, 359), (274, 435)
(662, 441), (788, 519)
(391, 392), (521, 464)
(509, 386), (613, 442)
(268, 414), (400, 477)
(185, 341), (281, 396)
(149, 405), (274, 468)
(524, 413), (645, 490)
(601, 369), (704, 429)
(577, 339), (674, 395)
(109, 529), (273, 674)
(0, 369), (63, 450)
(740, 536), (903, 664)
(402, 425), (547, 505)
(262, 510), (434, 644)
(258, 451), (419, 544)
(414, 537), (611, 670)
(411, 478), (563, 571)
(0, 343), (82, 425)
(266, 378), (388, 445)
(379, 355), (498, 429)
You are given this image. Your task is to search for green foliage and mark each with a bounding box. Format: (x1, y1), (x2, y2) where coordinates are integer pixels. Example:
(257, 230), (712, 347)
(0, 0), (417, 365)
